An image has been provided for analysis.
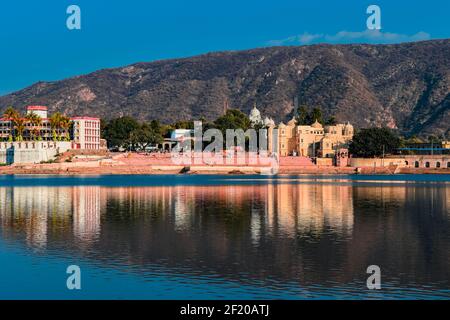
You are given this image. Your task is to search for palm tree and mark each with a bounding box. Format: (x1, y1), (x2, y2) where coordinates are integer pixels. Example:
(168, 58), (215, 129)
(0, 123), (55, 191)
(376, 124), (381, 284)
(3, 106), (18, 120)
(49, 112), (62, 141)
(3, 107), (25, 142)
(25, 112), (42, 141)
(34, 114), (43, 141)
(14, 117), (26, 142)
(3, 107), (19, 141)
(59, 115), (72, 141)
(25, 113), (34, 140)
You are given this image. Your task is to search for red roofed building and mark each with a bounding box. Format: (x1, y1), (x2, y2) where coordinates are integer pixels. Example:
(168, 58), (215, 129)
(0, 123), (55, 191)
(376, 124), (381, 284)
(0, 106), (102, 150)
(26, 106), (48, 119)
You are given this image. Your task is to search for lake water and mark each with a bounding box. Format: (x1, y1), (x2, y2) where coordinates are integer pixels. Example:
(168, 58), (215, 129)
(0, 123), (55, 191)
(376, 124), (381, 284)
(0, 174), (449, 300)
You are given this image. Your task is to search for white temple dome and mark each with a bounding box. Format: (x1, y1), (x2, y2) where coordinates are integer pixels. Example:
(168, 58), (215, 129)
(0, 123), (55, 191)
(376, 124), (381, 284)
(250, 106), (261, 117)
(264, 117), (275, 127)
(249, 105), (263, 125)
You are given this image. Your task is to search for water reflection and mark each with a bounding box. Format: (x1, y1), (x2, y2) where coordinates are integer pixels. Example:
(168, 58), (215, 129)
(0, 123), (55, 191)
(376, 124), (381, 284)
(0, 181), (449, 298)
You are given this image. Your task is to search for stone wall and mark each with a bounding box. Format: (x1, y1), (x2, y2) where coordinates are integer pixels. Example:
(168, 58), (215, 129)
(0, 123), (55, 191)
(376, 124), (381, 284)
(350, 155), (450, 169)
(0, 141), (72, 164)
(316, 158), (333, 166)
(350, 158), (407, 168)
(403, 155), (450, 169)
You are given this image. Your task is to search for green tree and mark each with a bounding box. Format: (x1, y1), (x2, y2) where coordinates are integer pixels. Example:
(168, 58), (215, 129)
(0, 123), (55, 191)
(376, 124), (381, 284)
(4, 108), (26, 141)
(25, 112), (42, 141)
(49, 112), (62, 141)
(103, 116), (140, 148)
(59, 115), (72, 141)
(324, 116), (337, 126)
(213, 109), (251, 134)
(2, 107), (19, 141)
(100, 118), (108, 139)
(349, 127), (401, 157)
(296, 105), (309, 125)
(150, 120), (161, 132)
(173, 120), (194, 130)
(296, 106), (336, 125)
(3, 106), (19, 120)
(129, 123), (164, 150)
(14, 118), (26, 142)
(308, 107), (323, 124)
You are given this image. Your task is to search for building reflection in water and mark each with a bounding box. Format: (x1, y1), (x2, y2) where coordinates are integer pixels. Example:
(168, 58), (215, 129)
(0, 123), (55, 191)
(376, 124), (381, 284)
(0, 182), (449, 287)
(0, 187), (71, 249)
(0, 183), (355, 246)
(0, 186), (102, 248)
(72, 187), (102, 241)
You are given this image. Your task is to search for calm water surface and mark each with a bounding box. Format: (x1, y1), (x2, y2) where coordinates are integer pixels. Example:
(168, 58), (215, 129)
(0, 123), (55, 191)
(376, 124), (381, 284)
(0, 174), (449, 299)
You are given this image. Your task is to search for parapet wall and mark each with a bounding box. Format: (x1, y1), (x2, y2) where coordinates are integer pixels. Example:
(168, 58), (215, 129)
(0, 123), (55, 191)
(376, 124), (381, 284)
(350, 158), (407, 168)
(0, 141), (72, 164)
(350, 156), (450, 169)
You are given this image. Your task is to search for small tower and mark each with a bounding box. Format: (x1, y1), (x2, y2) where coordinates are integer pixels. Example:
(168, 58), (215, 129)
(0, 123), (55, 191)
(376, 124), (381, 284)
(223, 99), (229, 115)
(27, 106), (48, 119)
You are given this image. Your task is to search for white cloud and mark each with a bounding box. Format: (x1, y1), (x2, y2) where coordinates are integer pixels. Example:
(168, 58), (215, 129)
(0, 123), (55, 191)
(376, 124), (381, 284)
(267, 32), (323, 46)
(268, 30), (431, 46)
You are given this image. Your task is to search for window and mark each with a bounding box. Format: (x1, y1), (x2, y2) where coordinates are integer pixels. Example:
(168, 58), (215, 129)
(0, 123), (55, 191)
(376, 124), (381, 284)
(425, 162), (430, 168)
(447, 162), (450, 168)
(415, 161), (419, 168)
(436, 162), (440, 168)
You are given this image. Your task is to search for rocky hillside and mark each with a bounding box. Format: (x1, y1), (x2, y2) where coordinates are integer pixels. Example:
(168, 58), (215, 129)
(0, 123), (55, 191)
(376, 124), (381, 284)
(1, 40), (449, 137)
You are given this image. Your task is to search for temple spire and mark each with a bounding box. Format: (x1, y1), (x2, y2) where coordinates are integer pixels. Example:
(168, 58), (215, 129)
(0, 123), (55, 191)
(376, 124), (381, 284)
(223, 99), (229, 115)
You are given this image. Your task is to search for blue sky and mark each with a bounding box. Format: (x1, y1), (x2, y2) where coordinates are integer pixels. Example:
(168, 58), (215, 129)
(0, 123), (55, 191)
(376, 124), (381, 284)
(0, 0), (448, 95)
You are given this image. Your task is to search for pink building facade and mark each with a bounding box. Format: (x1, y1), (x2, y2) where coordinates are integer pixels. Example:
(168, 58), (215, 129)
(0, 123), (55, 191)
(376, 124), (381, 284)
(0, 106), (102, 150)
(71, 117), (101, 150)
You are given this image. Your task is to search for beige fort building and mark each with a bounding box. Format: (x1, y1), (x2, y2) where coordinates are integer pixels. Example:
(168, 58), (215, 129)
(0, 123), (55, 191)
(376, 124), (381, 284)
(249, 106), (354, 158)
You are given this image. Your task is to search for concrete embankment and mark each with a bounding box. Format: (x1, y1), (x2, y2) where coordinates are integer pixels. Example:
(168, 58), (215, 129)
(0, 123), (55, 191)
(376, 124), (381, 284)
(1, 162), (449, 175)
(1, 153), (449, 175)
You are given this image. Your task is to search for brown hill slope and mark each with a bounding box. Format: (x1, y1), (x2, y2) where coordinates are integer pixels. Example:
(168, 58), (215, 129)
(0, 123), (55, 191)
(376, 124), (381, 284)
(1, 40), (449, 137)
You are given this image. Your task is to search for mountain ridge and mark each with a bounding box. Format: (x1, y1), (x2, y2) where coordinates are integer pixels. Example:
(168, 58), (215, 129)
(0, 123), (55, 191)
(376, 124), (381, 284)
(1, 39), (449, 137)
